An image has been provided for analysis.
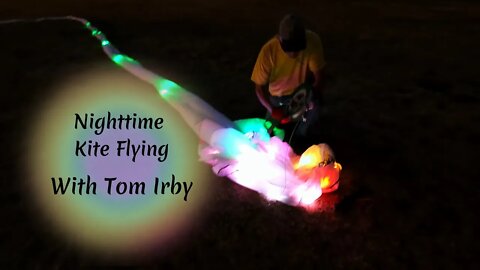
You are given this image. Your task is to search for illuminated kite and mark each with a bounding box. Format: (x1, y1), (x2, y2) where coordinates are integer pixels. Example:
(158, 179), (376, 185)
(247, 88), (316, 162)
(2, 16), (341, 207)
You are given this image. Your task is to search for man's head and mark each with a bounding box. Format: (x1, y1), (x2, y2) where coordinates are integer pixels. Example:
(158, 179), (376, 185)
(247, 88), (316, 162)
(278, 14), (306, 58)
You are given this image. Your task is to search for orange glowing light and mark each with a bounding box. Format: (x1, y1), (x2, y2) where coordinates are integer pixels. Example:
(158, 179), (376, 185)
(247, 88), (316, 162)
(333, 162), (342, 170)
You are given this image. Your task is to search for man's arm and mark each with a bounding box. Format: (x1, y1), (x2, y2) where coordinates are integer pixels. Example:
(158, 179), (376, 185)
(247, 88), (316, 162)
(252, 42), (273, 113)
(255, 84), (272, 113)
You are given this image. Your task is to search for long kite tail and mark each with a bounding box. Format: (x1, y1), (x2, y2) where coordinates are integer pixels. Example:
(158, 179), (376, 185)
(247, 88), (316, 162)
(0, 16), (236, 142)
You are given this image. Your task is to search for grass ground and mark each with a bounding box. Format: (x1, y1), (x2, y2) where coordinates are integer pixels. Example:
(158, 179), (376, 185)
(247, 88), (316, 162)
(0, 0), (479, 268)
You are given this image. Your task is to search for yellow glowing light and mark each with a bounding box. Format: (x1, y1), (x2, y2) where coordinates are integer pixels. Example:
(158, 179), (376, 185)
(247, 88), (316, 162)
(296, 145), (324, 170)
(334, 162), (342, 170)
(320, 176), (330, 189)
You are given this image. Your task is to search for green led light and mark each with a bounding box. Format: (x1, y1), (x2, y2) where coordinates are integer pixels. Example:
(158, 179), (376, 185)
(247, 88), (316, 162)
(112, 54), (123, 64)
(159, 89), (168, 96)
(155, 79), (180, 97)
(101, 40), (110, 46)
(273, 127), (285, 140)
(234, 118), (285, 141)
(91, 29), (98, 36)
(112, 54), (138, 66)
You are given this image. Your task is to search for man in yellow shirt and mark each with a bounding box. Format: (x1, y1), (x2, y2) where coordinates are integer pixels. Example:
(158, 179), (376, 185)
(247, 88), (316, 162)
(251, 14), (326, 140)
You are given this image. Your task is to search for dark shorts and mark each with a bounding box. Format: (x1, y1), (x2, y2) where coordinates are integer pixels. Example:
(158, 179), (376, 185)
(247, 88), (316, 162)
(266, 87), (320, 140)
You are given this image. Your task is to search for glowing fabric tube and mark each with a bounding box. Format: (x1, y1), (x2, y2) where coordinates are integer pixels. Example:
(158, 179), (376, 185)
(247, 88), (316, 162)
(2, 16), (341, 206)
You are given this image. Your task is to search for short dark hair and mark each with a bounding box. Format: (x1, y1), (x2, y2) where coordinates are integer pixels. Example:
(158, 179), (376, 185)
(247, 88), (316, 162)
(278, 14), (306, 52)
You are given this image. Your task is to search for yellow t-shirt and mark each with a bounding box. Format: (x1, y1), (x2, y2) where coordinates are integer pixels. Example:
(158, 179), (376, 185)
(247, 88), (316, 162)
(251, 30), (326, 97)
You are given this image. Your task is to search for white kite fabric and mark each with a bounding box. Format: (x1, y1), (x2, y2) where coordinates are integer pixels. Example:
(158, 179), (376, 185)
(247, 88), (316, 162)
(2, 16), (341, 207)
